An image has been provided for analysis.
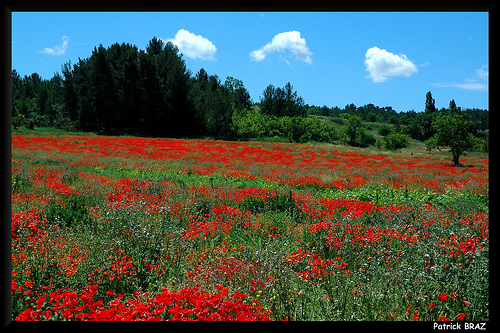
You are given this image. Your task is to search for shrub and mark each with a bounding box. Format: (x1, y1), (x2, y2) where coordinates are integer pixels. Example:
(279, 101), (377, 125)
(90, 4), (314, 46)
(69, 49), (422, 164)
(232, 109), (338, 143)
(378, 125), (392, 136)
(358, 129), (376, 147)
(384, 132), (410, 150)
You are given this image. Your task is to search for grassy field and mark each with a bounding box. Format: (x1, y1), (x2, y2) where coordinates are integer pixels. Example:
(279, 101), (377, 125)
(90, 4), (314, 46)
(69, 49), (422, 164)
(11, 131), (488, 321)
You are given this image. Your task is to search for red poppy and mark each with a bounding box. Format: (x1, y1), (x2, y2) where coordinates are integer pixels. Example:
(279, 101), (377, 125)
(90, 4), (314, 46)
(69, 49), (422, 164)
(426, 302), (437, 309)
(412, 310), (420, 320)
(438, 294), (448, 302)
(457, 313), (466, 321)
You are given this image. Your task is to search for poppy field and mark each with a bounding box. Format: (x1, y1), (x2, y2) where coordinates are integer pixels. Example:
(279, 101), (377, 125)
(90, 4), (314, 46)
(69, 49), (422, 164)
(11, 133), (489, 321)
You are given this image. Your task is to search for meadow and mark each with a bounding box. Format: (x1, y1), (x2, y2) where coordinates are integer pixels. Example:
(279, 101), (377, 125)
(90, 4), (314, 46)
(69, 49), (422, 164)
(11, 133), (488, 321)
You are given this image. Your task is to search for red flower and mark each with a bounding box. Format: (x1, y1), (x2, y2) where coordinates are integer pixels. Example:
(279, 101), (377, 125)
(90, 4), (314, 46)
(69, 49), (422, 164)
(426, 302), (437, 309)
(36, 296), (45, 310)
(438, 294), (448, 302)
(412, 310), (420, 320)
(457, 313), (466, 321)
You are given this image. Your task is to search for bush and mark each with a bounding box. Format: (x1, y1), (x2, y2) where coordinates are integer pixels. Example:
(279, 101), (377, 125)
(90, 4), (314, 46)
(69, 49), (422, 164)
(378, 125), (392, 136)
(384, 132), (410, 150)
(358, 129), (376, 147)
(232, 109), (338, 143)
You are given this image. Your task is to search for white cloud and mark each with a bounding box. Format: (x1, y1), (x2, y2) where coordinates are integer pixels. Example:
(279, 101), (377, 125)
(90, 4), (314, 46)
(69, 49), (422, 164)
(432, 65), (488, 91)
(475, 64), (488, 81)
(431, 82), (488, 91)
(38, 36), (70, 56)
(464, 64), (488, 83)
(250, 30), (313, 64)
(364, 46), (418, 83)
(167, 29), (217, 61)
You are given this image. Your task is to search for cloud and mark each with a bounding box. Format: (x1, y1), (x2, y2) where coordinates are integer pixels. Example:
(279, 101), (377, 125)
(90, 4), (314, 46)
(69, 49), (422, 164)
(38, 36), (70, 56)
(167, 29), (217, 61)
(364, 46), (418, 83)
(474, 64), (488, 81)
(431, 82), (488, 91)
(250, 30), (313, 64)
(432, 65), (488, 91)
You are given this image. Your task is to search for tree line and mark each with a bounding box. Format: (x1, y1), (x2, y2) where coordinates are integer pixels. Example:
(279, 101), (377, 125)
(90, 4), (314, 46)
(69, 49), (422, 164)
(12, 37), (251, 139)
(11, 37), (488, 151)
(306, 92), (488, 143)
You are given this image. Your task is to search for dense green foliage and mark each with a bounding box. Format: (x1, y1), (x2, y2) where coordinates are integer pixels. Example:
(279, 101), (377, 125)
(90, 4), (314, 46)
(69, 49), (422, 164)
(12, 38), (249, 139)
(383, 132), (411, 150)
(260, 82), (306, 117)
(232, 108), (338, 143)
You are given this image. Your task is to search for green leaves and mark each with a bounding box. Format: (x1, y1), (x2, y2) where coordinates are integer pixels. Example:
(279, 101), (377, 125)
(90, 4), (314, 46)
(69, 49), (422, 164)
(425, 113), (483, 166)
(260, 82), (306, 118)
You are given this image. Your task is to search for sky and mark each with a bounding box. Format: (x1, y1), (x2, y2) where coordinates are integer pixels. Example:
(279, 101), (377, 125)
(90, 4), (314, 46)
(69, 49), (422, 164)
(11, 11), (489, 112)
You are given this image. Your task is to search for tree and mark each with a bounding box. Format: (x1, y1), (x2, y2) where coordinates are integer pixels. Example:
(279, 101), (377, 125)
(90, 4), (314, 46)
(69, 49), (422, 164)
(61, 61), (79, 126)
(344, 114), (362, 144)
(259, 82), (305, 117)
(137, 49), (162, 135)
(448, 99), (460, 113)
(224, 76), (252, 111)
(425, 113), (481, 166)
(283, 82), (305, 117)
(89, 44), (120, 133)
(161, 41), (197, 137)
(424, 91), (436, 114)
(260, 84), (276, 116)
(146, 36), (163, 56)
(204, 87), (234, 139)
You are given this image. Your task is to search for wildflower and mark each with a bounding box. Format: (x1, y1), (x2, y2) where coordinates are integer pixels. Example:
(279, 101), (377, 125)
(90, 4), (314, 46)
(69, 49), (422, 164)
(412, 310), (420, 320)
(426, 302), (437, 309)
(457, 313), (466, 320)
(438, 294), (448, 302)
(405, 305), (412, 317)
(36, 296), (45, 310)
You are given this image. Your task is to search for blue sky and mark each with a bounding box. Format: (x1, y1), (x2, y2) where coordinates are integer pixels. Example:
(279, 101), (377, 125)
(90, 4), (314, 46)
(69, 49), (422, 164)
(12, 11), (489, 112)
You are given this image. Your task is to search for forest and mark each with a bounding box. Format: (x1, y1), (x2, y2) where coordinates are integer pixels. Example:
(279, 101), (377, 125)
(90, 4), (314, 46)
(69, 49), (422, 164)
(11, 37), (489, 148)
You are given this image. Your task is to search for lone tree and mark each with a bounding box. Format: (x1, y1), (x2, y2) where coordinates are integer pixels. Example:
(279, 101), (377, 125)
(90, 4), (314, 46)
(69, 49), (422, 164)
(344, 114), (363, 144)
(425, 113), (481, 166)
